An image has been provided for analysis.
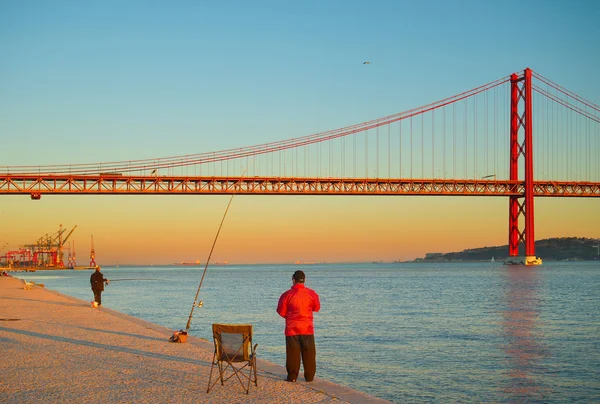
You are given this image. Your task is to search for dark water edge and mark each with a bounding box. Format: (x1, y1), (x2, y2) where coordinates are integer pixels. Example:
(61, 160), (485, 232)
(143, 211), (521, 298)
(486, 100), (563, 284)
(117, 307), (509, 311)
(15, 261), (600, 403)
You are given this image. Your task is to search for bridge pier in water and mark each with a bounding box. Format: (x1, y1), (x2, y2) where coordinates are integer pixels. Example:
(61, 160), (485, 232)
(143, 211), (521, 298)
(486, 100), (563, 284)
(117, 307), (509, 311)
(509, 68), (542, 266)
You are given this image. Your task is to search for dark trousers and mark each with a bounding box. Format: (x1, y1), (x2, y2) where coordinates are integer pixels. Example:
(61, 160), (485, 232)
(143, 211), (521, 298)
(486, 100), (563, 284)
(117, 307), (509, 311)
(285, 334), (316, 382)
(93, 290), (102, 305)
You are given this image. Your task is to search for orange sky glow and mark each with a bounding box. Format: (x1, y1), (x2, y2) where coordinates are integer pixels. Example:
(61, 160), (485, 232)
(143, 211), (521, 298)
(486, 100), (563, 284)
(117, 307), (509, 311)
(1, 195), (597, 265)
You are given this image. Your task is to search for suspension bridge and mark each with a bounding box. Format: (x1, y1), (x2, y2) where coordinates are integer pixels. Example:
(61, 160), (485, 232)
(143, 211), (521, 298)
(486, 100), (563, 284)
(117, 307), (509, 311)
(1, 68), (599, 265)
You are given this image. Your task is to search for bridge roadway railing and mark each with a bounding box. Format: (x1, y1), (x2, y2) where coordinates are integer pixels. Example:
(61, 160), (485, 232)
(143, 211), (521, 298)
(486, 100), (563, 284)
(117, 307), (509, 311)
(1, 174), (599, 198)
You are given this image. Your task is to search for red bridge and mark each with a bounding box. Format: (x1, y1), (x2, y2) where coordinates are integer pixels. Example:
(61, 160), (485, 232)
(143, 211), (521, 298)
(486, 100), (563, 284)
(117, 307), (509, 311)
(1, 69), (599, 264)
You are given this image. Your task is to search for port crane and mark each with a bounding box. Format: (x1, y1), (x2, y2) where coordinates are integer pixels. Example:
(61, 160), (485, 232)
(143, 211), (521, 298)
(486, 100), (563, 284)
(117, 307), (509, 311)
(19, 224), (77, 268)
(67, 240), (77, 268)
(57, 225), (77, 267)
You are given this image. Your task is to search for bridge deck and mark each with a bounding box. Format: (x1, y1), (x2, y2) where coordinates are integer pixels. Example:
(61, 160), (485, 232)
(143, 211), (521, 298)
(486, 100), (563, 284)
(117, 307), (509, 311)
(1, 175), (599, 197)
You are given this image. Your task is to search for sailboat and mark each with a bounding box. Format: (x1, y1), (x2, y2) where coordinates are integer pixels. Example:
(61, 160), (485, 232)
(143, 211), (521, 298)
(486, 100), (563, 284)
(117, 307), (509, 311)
(491, 256), (495, 262)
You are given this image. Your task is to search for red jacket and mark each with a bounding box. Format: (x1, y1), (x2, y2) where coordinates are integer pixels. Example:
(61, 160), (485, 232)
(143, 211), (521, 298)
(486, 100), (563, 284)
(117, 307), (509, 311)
(277, 283), (320, 336)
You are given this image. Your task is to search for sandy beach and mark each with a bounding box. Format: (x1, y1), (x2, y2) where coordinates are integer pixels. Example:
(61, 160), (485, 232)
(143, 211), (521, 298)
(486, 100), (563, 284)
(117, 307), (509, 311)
(0, 275), (390, 403)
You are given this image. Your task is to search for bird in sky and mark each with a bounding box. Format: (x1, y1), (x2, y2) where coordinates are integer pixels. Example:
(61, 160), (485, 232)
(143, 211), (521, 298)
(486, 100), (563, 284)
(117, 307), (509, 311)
(363, 61), (371, 65)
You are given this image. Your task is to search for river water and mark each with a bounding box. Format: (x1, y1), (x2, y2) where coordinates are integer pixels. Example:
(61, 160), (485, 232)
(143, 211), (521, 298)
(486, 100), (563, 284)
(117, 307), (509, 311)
(14, 261), (600, 403)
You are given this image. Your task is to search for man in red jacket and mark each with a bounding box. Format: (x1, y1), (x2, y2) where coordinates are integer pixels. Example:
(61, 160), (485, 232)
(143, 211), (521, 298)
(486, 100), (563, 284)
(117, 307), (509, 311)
(276, 270), (321, 382)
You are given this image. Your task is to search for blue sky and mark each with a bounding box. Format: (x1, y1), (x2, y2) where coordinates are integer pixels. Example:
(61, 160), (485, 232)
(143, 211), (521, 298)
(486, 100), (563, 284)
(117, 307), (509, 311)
(1, 0), (598, 264)
(2, 0), (598, 165)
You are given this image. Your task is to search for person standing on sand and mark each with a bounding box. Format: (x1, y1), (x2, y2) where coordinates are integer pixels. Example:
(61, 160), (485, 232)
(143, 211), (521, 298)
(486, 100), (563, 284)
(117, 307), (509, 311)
(90, 266), (108, 307)
(276, 270), (321, 382)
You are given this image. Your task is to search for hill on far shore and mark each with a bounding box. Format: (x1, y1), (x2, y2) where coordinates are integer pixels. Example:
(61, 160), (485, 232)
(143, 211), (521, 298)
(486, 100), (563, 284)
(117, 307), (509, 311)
(416, 237), (600, 262)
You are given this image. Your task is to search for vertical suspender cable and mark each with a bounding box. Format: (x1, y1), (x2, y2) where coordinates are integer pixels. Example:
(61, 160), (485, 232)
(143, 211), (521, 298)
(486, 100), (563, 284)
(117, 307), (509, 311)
(577, 101), (581, 180)
(453, 105), (457, 178)
(485, 92), (488, 177)
(580, 103), (583, 180)
(559, 98), (563, 179)
(494, 86), (497, 178)
(432, 110), (435, 177)
(565, 98), (569, 180)
(545, 84), (549, 179)
(387, 123), (392, 179)
(464, 100), (468, 178)
(410, 117), (413, 178)
(535, 88), (539, 178)
(365, 129), (369, 177)
(353, 130), (356, 178)
(342, 135), (345, 177)
(587, 118), (590, 180)
(443, 108), (446, 178)
(306, 144), (308, 177)
(283, 146), (285, 176)
(566, 97), (569, 180)
(421, 113), (424, 177)
(557, 95), (560, 180)
(552, 93), (555, 180)
(399, 120), (402, 177)
(544, 84), (552, 179)
(580, 102), (583, 180)
(567, 97), (570, 180)
(329, 134), (332, 177)
(474, 95), (477, 178)
(575, 100), (578, 180)
(376, 125), (380, 177)
(318, 141), (321, 178)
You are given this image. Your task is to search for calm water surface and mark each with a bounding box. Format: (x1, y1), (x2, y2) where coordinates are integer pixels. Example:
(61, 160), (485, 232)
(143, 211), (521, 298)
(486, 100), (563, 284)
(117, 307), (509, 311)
(16, 262), (600, 403)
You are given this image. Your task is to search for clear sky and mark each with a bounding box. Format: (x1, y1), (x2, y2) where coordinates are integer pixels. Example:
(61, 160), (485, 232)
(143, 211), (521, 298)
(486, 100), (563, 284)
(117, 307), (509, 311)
(1, 0), (599, 264)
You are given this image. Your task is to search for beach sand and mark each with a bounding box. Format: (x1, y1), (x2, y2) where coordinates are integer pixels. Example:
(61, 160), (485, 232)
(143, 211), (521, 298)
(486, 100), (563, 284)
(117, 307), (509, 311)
(0, 275), (390, 403)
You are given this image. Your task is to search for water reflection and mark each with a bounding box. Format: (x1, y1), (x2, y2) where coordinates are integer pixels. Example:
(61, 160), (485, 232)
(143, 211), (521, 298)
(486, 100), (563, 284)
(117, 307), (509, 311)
(501, 266), (547, 402)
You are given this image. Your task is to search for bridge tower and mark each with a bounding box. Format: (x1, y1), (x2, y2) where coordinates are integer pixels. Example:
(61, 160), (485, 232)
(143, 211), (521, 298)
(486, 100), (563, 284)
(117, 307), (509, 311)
(508, 68), (542, 266)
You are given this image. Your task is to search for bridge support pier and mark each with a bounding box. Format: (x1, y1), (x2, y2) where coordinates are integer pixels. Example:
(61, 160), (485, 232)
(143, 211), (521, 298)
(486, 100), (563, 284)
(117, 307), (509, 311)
(509, 68), (542, 266)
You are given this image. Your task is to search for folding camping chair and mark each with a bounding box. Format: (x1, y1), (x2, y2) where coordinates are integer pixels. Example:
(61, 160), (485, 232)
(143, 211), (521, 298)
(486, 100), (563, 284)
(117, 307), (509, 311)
(207, 323), (258, 394)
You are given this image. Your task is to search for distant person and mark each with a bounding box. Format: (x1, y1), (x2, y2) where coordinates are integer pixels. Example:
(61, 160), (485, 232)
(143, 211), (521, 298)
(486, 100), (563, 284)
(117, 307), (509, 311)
(276, 270), (321, 382)
(90, 266), (109, 307)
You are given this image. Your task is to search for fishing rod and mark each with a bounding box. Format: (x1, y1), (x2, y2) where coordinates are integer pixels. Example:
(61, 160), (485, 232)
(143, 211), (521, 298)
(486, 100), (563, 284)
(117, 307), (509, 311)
(107, 278), (158, 282)
(185, 170), (245, 332)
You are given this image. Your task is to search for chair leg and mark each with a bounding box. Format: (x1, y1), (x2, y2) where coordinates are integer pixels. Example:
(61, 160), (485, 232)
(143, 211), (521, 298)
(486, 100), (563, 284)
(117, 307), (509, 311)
(208, 358), (258, 394)
(218, 361), (225, 385)
(207, 354), (217, 393)
(245, 366), (251, 394)
(253, 357), (258, 386)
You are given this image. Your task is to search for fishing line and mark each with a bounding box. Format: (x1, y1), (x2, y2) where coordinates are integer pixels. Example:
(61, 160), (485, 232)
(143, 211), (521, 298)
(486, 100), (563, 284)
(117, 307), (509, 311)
(185, 168), (247, 333)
